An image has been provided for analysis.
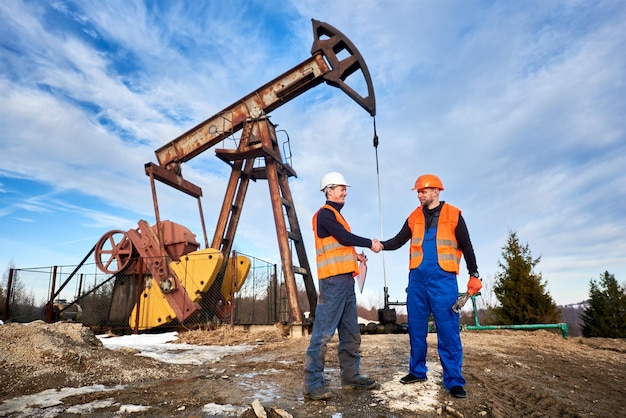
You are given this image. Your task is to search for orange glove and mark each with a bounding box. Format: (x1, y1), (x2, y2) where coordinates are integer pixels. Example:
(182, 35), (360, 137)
(467, 276), (482, 296)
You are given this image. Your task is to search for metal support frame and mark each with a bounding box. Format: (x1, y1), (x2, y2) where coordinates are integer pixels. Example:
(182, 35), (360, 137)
(145, 162), (209, 249)
(207, 117), (315, 323)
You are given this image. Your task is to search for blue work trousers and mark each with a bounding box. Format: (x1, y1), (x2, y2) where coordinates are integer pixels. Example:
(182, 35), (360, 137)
(407, 229), (465, 389)
(303, 274), (361, 393)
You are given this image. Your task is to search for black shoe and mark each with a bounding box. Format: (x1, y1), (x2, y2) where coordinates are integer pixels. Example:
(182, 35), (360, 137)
(399, 373), (428, 384)
(450, 385), (467, 398)
(304, 387), (333, 400)
(342, 376), (377, 390)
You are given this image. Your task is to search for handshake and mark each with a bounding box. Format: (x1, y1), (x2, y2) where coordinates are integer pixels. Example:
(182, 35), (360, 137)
(370, 238), (384, 253)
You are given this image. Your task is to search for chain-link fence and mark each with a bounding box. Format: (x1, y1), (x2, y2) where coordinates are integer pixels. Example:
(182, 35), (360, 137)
(1, 251), (296, 332)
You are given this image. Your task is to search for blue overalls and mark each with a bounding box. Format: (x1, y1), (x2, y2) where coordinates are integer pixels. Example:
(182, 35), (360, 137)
(407, 224), (465, 390)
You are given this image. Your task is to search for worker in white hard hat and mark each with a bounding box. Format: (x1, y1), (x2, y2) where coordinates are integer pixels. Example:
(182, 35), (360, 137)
(379, 174), (481, 399)
(303, 171), (382, 401)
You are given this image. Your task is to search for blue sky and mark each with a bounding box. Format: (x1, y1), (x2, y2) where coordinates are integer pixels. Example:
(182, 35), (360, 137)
(1, 0), (625, 309)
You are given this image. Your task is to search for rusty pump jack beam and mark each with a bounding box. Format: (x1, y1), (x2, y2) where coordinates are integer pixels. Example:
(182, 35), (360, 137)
(146, 19), (376, 324)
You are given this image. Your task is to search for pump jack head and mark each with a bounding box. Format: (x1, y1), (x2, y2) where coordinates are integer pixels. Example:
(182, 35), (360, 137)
(311, 19), (376, 117)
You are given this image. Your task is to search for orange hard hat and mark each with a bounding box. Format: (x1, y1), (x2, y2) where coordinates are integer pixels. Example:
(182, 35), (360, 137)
(412, 174), (444, 191)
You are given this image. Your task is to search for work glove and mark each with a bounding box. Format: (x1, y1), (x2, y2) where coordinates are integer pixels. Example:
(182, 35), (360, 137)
(467, 276), (482, 296)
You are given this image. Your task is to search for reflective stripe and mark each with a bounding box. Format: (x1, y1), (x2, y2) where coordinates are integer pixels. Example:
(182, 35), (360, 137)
(439, 253), (461, 262)
(410, 249), (423, 259)
(316, 241), (345, 255)
(318, 253), (359, 268)
(437, 239), (459, 249)
(439, 254), (456, 260)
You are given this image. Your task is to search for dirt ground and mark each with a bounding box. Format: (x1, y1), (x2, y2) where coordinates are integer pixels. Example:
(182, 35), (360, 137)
(1, 321), (625, 417)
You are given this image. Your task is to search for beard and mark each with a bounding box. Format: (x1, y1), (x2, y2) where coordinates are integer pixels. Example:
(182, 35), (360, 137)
(420, 196), (434, 207)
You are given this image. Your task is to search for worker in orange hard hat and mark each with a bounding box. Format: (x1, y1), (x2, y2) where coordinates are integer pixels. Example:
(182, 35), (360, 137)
(303, 171), (382, 401)
(379, 174), (481, 399)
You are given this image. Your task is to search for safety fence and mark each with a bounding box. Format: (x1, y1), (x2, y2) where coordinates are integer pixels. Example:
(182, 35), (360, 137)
(1, 251), (298, 332)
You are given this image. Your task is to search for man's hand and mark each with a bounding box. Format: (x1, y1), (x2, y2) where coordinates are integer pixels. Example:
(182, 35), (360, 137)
(370, 239), (383, 253)
(356, 251), (367, 263)
(467, 276), (482, 296)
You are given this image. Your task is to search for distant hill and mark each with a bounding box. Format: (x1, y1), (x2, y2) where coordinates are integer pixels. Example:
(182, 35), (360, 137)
(559, 301), (589, 337)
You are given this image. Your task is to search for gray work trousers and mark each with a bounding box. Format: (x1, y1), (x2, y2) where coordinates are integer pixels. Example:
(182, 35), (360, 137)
(303, 273), (362, 393)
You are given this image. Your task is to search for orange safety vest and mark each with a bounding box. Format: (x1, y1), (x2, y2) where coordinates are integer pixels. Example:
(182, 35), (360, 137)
(312, 204), (359, 280)
(407, 203), (462, 273)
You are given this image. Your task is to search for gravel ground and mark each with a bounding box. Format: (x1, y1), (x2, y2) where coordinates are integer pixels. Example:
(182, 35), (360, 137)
(1, 321), (625, 417)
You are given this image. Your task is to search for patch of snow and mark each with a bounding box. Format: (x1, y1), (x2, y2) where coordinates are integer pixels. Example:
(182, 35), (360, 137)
(372, 361), (442, 413)
(0, 385), (126, 416)
(98, 331), (253, 365)
(202, 402), (247, 415)
(65, 398), (118, 414)
(119, 404), (151, 413)
(237, 373), (281, 403)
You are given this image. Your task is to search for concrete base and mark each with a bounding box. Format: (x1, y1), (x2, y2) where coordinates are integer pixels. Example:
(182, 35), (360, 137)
(289, 323), (305, 338)
(231, 322), (311, 338)
(233, 324), (279, 333)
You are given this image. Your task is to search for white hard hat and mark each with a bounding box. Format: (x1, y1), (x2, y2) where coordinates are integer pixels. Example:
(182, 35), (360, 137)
(320, 172), (350, 191)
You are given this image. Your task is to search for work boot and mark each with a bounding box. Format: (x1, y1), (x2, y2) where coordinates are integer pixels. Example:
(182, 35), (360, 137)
(304, 387), (333, 400)
(450, 386), (467, 398)
(342, 376), (377, 390)
(399, 373), (428, 384)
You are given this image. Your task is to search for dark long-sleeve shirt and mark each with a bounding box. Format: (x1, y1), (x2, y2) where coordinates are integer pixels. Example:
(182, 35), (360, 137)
(316, 201), (372, 249)
(380, 202), (478, 276)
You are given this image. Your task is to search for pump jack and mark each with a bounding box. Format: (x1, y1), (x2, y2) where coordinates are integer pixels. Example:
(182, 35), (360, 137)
(47, 19), (376, 331)
(145, 19), (375, 326)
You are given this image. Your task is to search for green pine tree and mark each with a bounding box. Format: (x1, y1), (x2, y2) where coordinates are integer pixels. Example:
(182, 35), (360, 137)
(580, 271), (626, 338)
(492, 230), (560, 324)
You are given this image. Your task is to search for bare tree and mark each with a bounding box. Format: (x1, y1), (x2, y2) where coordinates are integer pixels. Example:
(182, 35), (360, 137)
(2, 262), (39, 322)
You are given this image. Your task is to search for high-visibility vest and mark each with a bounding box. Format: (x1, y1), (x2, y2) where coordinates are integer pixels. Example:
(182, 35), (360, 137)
(408, 203), (462, 273)
(312, 204), (359, 279)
